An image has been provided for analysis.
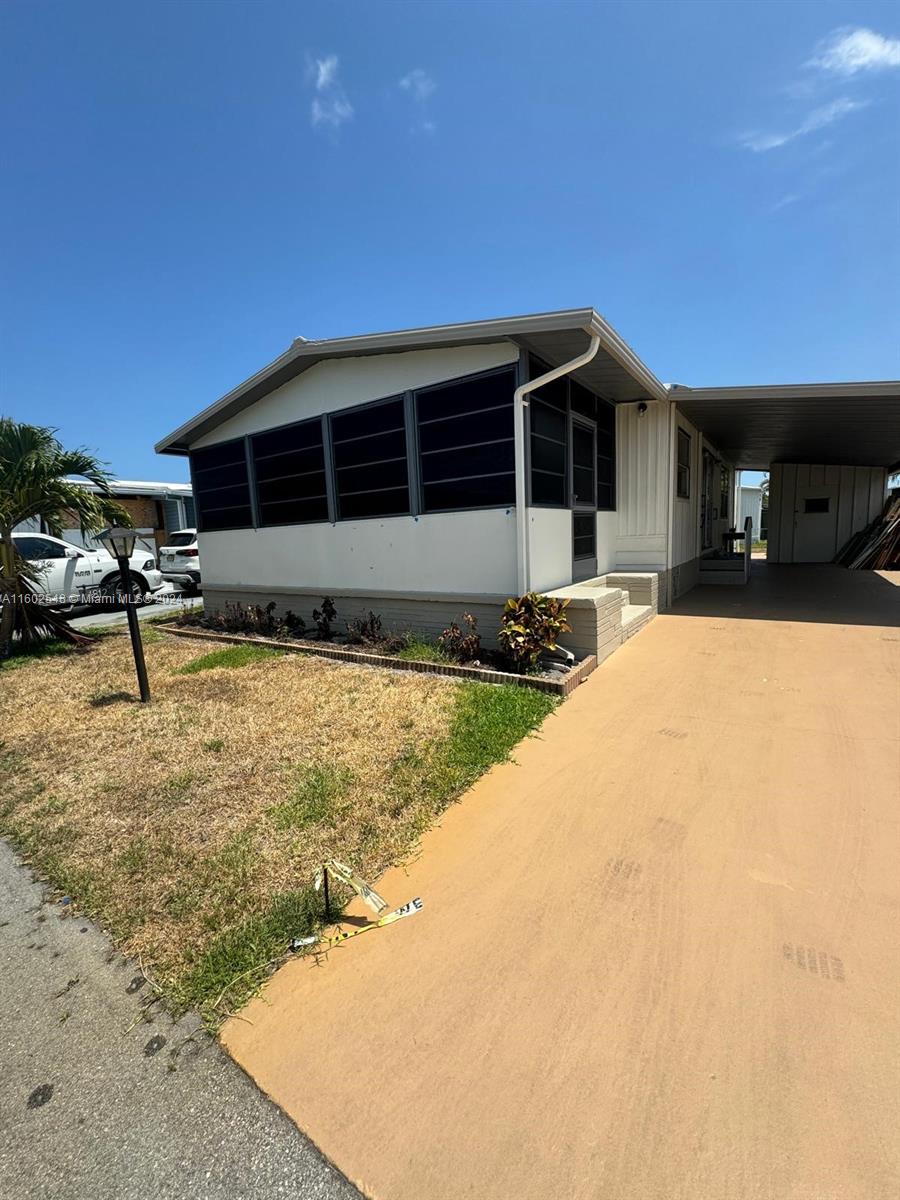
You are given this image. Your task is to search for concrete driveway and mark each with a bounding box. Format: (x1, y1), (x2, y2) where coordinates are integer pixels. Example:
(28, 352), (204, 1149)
(223, 565), (900, 1200)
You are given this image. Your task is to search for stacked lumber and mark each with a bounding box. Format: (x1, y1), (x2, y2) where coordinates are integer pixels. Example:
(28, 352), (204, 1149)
(835, 491), (900, 569)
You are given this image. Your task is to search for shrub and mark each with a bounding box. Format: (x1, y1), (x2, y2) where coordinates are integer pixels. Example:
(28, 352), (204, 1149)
(207, 601), (305, 640)
(438, 612), (481, 663)
(345, 610), (383, 645)
(312, 597), (337, 641)
(497, 592), (571, 670)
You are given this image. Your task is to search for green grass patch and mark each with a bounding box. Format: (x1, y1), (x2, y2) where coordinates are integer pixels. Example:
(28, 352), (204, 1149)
(414, 682), (556, 809)
(0, 640), (76, 671)
(175, 644), (283, 674)
(172, 887), (322, 1021)
(268, 763), (353, 831)
(394, 634), (452, 663)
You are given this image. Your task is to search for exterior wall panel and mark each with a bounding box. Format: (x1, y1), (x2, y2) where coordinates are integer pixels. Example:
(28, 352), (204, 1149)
(615, 400), (668, 569)
(767, 463), (887, 562)
(199, 507), (517, 596)
(192, 343), (519, 447)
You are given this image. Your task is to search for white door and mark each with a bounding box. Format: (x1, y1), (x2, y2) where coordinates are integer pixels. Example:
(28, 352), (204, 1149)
(793, 483), (839, 562)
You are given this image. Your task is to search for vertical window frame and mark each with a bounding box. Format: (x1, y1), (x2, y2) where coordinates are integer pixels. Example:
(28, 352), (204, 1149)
(329, 393), (412, 522)
(676, 427), (692, 499)
(249, 414), (331, 529)
(190, 435), (255, 533)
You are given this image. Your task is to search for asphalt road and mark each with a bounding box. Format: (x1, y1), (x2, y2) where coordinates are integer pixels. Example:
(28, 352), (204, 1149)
(0, 840), (363, 1200)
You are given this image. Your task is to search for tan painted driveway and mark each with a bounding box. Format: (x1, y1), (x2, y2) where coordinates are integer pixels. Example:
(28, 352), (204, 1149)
(224, 566), (900, 1200)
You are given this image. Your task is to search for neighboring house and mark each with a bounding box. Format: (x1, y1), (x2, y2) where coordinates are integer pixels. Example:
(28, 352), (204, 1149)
(155, 308), (900, 661)
(736, 485), (763, 543)
(16, 479), (195, 558)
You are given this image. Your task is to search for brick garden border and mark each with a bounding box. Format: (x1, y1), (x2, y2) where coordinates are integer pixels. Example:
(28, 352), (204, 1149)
(157, 623), (596, 698)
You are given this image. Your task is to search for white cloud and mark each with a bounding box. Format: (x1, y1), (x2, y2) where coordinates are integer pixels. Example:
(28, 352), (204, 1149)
(770, 193), (801, 213)
(311, 96), (354, 129)
(399, 68), (436, 103)
(305, 53), (353, 132)
(313, 55), (339, 91)
(741, 97), (866, 152)
(808, 27), (900, 76)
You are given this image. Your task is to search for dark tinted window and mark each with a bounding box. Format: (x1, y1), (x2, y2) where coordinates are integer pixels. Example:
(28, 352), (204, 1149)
(251, 418), (328, 526)
(530, 390), (567, 508)
(804, 496), (830, 514)
(15, 536), (68, 560)
(573, 511), (596, 559)
(191, 440), (253, 531)
(331, 398), (409, 520)
(596, 399), (616, 511)
(416, 367), (516, 513)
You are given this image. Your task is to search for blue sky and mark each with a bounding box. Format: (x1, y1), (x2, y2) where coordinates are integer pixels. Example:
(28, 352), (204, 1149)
(2, 0), (898, 483)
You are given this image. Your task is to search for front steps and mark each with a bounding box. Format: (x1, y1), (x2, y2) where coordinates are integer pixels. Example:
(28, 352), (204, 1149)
(546, 572), (659, 663)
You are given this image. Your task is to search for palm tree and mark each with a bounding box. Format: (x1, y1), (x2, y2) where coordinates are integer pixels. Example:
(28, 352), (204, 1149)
(0, 418), (131, 658)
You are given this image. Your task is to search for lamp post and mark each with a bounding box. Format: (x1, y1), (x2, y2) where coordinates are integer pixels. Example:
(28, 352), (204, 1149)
(98, 527), (151, 703)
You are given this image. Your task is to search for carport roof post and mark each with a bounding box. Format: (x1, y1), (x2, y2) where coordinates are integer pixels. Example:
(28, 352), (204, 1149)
(154, 307), (667, 455)
(671, 381), (900, 471)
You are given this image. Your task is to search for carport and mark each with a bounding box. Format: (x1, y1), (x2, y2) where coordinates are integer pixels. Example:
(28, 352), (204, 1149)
(673, 381), (900, 563)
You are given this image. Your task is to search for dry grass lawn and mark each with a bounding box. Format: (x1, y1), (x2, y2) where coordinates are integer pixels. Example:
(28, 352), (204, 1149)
(0, 628), (555, 1022)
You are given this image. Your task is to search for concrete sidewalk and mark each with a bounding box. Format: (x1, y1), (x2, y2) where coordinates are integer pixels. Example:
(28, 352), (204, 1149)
(0, 841), (361, 1200)
(223, 566), (900, 1200)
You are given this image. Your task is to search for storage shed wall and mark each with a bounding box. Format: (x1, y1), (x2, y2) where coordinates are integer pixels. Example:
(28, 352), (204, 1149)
(767, 464), (887, 563)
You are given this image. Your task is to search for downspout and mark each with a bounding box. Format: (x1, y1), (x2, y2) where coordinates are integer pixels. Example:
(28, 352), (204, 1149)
(664, 387), (676, 607)
(514, 330), (602, 595)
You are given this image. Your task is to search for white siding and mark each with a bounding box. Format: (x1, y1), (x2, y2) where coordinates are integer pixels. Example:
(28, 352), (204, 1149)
(737, 487), (763, 540)
(670, 410), (732, 569)
(200, 508), (517, 596)
(192, 342), (520, 446)
(672, 410), (700, 568)
(527, 507), (571, 592)
(597, 510), (617, 574)
(767, 464), (887, 563)
(615, 400), (668, 569)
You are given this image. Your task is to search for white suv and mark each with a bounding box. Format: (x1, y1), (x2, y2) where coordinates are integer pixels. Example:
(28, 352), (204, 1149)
(11, 532), (164, 608)
(158, 528), (201, 594)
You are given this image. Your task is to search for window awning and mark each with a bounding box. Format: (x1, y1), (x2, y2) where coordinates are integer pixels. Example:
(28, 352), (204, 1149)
(672, 382), (900, 470)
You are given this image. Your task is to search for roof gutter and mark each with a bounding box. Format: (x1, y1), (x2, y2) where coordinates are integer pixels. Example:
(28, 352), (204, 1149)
(586, 312), (669, 404)
(514, 330), (602, 595)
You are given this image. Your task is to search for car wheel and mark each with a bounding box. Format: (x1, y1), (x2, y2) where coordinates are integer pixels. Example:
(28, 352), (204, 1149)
(96, 573), (144, 610)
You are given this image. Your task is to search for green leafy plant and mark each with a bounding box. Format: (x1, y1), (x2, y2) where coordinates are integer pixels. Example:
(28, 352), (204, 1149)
(497, 592), (571, 670)
(312, 597), (337, 640)
(438, 612), (481, 663)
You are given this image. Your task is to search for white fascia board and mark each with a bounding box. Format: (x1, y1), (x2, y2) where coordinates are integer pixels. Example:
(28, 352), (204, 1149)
(587, 311), (669, 402)
(677, 381), (900, 400)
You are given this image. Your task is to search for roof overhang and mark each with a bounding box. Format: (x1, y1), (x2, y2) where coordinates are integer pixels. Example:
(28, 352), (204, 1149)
(155, 308), (667, 455)
(673, 382), (900, 471)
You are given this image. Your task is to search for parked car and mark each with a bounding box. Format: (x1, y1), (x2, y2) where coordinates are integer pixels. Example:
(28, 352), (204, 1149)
(157, 528), (201, 594)
(11, 532), (164, 608)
